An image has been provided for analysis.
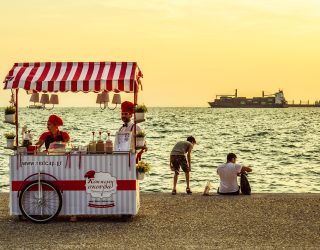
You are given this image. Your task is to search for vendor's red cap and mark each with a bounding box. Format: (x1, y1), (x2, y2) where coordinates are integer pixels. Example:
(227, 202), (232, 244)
(121, 101), (134, 114)
(48, 114), (63, 126)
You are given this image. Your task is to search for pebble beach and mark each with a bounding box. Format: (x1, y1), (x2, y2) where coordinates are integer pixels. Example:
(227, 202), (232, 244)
(0, 192), (319, 249)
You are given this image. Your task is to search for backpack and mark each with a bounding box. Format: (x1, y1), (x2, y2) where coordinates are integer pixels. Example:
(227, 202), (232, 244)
(240, 173), (251, 195)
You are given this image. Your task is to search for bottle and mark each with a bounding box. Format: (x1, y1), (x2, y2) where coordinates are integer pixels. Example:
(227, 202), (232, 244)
(22, 130), (31, 147)
(96, 131), (105, 153)
(203, 181), (211, 196)
(88, 131), (96, 153)
(21, 125), (28, 147)
(105, 131), (113, 154)
(27, 130), (33, 145)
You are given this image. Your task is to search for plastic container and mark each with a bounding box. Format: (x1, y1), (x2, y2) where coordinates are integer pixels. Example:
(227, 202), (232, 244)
(27, 145), (38, 155)
(48, 142), (66, 155)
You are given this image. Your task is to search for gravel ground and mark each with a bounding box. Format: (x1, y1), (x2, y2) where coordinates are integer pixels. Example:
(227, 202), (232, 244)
(0, 192), (319, 249)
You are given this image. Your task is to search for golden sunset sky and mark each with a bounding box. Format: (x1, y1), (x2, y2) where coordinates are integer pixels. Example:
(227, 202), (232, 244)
(1, 0), (320, 107)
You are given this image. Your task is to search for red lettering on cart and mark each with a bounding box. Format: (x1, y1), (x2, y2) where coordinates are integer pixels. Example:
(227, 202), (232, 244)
(87, 179), (114, 189)
(11, 180), (136, 191)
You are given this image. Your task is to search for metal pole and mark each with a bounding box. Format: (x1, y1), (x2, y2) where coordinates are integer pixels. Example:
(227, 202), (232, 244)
(15, 89), (19, 148)
(133, 77), (138, 154)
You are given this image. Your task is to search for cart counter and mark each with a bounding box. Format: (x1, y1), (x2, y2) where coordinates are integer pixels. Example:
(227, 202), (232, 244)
(10, 152), (139, 216)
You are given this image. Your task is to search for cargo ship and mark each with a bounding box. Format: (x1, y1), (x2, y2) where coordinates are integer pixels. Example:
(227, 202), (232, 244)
(208, 89), (288, 108)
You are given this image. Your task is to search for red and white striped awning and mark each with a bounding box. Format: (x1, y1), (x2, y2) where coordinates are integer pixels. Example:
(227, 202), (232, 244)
(3, 62), (143, 93)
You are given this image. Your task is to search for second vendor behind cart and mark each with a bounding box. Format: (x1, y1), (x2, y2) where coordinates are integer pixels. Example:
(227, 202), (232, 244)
(36, 114), (70, 150)
(119, 101), (147, 152)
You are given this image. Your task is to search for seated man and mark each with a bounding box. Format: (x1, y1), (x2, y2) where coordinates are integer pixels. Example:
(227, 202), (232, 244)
(36, 114), (70, 150)
(217, 153), (252, 195)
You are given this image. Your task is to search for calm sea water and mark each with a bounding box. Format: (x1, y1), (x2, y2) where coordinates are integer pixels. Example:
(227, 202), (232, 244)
(1, 107), (320, 193)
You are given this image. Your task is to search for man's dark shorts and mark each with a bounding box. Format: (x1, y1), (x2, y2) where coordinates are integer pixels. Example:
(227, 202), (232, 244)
(170, 155), (189, 175)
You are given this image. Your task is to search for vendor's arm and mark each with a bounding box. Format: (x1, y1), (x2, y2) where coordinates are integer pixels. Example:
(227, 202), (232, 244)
(35, 139), (44, 148)
(35, 132), (50, 148)
(61, 131), (70, 143)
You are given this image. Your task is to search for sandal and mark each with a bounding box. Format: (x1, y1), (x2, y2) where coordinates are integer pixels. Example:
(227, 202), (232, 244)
(172, 189), (177, 195)
(186, 188), (192, 195)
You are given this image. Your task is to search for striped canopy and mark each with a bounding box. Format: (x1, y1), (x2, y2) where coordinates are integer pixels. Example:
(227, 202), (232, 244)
(3, 62), (142, 93)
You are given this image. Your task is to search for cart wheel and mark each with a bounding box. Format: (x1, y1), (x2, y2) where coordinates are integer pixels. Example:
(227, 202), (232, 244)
(19, 180), (62, 223)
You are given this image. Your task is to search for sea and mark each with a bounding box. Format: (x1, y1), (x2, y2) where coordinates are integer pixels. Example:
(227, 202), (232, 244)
(1, 107), (320, 193)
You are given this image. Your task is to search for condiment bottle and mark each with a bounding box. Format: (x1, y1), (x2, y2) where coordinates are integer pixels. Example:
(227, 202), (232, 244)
(105, 131), (113, 154)
(21, 125), (28, 147)
(88, 131), (96, 153)
(27, 130), (33, 145)
(96, 131), (105, 153)
(22, 130), (31, 147)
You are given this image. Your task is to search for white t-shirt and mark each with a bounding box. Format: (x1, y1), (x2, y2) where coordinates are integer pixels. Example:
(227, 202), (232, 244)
(217, 163), (243, 193)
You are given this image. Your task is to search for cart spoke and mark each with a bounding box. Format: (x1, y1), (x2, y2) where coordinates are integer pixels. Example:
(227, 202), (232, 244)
(43, 192), (57, 201)
(44, 205), (55, 215)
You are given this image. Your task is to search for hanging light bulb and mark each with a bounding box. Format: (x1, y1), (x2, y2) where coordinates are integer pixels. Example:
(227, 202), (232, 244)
(49, 94), (59, 109)
(96, 92), (111, 110)
(40, 94), (50, 108)
(96, 93), (102, 104)
(29, 92), (40, 104)
(112, 93), (121, 105)
(106, 93), (121, 110)
(40, 93), (59, 110)
(101, 92), (110, 103)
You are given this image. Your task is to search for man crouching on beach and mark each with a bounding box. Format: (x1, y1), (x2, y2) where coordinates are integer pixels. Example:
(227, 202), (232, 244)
(217, 153), (252, 195)
(170, 136), (196, 195)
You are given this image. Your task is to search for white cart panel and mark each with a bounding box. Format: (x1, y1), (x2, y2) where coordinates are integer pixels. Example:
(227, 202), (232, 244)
(10, 153), (140, 216)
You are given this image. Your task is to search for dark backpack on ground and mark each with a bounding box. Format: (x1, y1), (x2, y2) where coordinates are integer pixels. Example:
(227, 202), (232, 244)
(240, 173), (251, 195)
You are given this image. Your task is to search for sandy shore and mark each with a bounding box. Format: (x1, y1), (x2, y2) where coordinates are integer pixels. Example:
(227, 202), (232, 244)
(0, 192), (319, 249)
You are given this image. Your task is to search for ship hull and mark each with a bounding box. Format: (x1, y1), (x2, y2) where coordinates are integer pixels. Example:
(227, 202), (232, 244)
(208, 102), (288, 108)
(208, 89), (289, 108)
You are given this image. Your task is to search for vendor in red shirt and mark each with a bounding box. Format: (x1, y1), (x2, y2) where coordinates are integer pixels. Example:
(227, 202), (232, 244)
(36, 114), (70, 150)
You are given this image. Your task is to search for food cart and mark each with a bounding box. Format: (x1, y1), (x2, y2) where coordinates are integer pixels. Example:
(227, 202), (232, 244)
(3, 62), (144, 223)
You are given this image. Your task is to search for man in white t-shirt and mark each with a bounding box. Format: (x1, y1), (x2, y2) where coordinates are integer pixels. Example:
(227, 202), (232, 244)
(217, 153), (252, 195)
